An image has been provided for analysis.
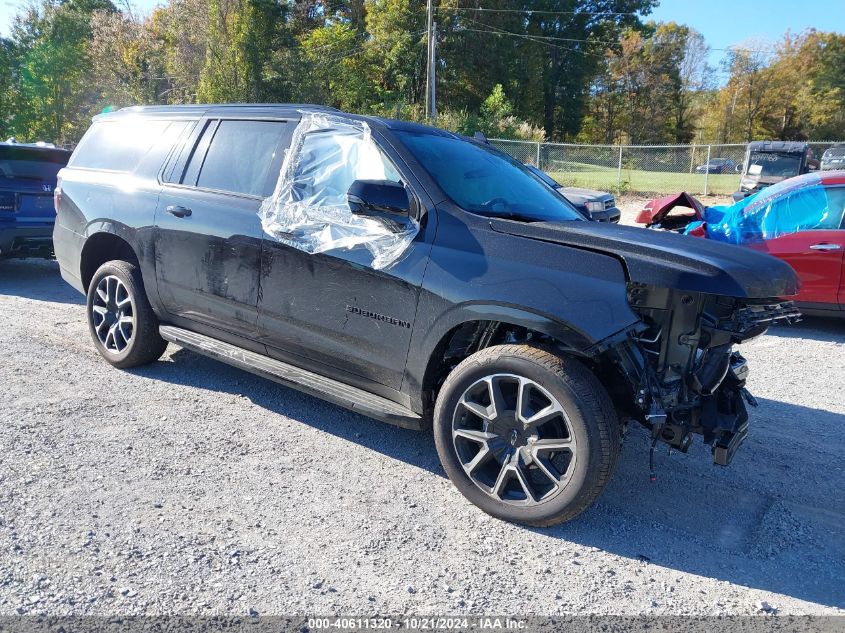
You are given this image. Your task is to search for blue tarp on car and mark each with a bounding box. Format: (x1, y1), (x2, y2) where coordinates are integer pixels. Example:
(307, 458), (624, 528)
(685, 173), (834, 244)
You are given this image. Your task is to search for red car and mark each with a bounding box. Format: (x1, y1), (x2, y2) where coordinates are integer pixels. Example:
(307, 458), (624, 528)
(637, 171), (845, 316)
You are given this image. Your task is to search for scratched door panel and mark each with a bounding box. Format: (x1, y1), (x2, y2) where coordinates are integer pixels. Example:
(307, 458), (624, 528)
(257, 231), (432, 391)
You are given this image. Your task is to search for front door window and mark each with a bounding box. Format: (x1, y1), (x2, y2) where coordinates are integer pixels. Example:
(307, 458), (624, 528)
(259, 113), (418, 269)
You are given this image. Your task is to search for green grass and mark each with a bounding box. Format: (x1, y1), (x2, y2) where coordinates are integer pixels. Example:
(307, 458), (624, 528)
(545, 164), (741, 196)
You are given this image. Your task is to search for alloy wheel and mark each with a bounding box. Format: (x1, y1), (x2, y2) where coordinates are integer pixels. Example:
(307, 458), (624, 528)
(451, 374), (577, 506)
(91, 275), (135, 354)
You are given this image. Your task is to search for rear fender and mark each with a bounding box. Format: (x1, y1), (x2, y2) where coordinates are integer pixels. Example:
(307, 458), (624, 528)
(80, 221), (161, 311)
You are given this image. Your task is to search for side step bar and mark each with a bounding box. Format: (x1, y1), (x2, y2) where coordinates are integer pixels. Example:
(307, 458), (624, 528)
(159, 325), (424, 430)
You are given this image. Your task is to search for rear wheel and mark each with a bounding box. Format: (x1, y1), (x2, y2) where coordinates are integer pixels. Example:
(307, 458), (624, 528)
(433, 345), (620, 527)
(86, 260), (167, 368)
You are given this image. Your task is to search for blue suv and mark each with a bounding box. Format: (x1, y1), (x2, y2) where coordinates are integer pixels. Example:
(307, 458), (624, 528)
(0, 139), (71, 259)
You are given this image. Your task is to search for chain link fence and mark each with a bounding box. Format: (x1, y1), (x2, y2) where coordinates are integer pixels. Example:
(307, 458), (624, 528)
(490, 139), (842, 197)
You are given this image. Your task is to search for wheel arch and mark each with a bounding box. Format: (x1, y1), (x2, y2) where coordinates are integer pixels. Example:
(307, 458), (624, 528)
(79, 231), (140, 292)
(412, 304), (600, 417)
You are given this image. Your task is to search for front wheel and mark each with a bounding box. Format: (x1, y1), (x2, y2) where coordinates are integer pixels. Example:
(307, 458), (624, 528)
(86, 260), (168, 369)
(433, 345), (620, 527)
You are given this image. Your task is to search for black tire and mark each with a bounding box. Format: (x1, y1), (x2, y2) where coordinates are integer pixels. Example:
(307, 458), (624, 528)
(433, 344), (620, 527)
(86, 259), (168, 369)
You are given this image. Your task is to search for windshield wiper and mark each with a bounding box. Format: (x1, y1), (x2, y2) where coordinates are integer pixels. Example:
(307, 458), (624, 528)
(483, 211), (541, 223)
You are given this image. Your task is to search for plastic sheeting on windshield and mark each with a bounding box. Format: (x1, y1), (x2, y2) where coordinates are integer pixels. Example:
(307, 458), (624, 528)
(259, 112), (419, 270)
(686, 175), (837, 244)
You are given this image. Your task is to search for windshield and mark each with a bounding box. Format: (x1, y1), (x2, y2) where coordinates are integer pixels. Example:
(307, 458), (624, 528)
(747, 151), (802, 178)
(0, 147), (69, 181)
(523, 164), (561, 189)
(824, 148), (845, 158)
(396, 131), (582, 222)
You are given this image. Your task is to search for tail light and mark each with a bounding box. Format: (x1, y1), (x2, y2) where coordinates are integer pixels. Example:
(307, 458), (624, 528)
(54, 177), (62, 214)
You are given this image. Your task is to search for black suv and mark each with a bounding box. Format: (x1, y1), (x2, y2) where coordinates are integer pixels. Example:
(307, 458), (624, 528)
(1, 140), (71, 258)
(54, 105), (798, 526)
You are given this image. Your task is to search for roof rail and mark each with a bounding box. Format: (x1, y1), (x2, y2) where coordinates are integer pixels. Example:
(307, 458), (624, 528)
(117, 103), (343, 113)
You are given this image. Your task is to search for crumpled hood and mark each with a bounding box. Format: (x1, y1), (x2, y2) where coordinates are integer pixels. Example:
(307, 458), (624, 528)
(636, 192), (704, 226)
(489, 219), (799, 299)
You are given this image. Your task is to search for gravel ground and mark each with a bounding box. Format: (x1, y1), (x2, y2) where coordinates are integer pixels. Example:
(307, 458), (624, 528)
(1, 255), (844, 619)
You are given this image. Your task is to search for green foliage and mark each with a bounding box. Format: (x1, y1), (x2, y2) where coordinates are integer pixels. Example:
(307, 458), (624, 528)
(2, 0), (843, 146)
(480, 84), (513, 123)
(194, 0), (279, 103)
(0, 38), (14, 137)
(698, 31), (845, 143)
(10, 0), (113, 143)
(197, 0), (249, 102)
(365, 0), (427, 107)
(300, 22), (372, 110)
(588, 22), (704, 144)
(475, 84), (544, 141)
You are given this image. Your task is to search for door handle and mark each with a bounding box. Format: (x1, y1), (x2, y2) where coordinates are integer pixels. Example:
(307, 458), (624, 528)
(166, 205), (192, 218)
(809, 243), (842, 251)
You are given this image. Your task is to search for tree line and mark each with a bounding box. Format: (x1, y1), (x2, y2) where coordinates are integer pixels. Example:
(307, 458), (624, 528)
(1, 0), (844, 145)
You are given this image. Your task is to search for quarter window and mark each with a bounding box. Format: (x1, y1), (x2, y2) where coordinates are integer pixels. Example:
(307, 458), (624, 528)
(72, 119), (186, 172)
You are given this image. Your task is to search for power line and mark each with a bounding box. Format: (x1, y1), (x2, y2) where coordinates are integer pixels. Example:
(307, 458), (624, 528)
(316, 30), (427, 65)
(310, 17), (772, 72)
(462, 17), (774, 54)
(459, 17), (607, 54)
(438, 7), (639, 16)
(459, 27), (603, 57)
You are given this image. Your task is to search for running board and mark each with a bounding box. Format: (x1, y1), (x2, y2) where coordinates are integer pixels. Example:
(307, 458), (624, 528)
(159, 325), (424, 430)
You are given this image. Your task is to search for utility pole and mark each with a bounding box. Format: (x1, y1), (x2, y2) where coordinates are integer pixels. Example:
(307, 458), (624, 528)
(430, 21), (437, 123)
(425, 0), (436, 122)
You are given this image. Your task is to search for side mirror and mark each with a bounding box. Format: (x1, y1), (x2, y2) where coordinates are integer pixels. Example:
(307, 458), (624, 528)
(348, 180), (410, 230)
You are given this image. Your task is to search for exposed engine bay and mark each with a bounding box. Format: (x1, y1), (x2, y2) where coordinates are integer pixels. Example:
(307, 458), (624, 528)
(611, 284), (800, 468)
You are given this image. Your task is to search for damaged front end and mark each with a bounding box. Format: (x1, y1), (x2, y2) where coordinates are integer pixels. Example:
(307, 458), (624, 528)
(608, 284), (800, 467)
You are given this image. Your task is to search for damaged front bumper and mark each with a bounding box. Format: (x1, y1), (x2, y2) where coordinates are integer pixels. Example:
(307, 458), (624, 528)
(608, 284), (800, 466)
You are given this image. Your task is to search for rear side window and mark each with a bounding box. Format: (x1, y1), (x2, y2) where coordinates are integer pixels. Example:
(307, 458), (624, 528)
(71, 118), (186, 172)
(187, 120), (287, 197)
(758, 186), (845, 235)
(824, 187), (845, 229)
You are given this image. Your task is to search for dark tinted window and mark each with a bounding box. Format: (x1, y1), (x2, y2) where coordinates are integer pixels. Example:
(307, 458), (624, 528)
(194, 120), (287, 197)
(0, 146), (69, 182)
(71, 119), (186, 172)
(748, 151), (802, 178)
(180, 120), (217, 187)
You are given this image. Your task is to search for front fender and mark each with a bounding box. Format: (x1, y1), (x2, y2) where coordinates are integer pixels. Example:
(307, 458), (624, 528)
(424, 302), (597, 359)
(401, 206), (641, 409)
